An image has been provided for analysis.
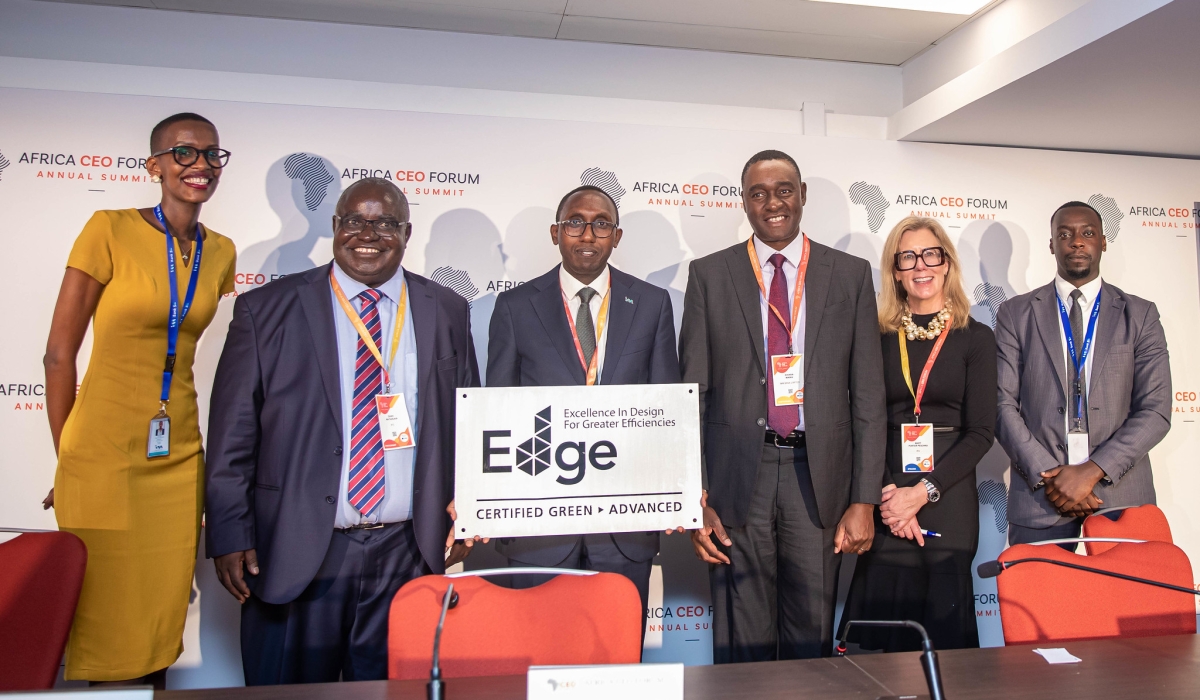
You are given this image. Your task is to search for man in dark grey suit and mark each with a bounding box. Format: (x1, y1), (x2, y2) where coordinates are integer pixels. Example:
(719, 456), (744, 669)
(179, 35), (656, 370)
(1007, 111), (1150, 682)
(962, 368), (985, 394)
(996, 201), (1171, 546)
(484, 185), (680, 616)
(205, 178), (479, 683)
(680, 150), (886, 662)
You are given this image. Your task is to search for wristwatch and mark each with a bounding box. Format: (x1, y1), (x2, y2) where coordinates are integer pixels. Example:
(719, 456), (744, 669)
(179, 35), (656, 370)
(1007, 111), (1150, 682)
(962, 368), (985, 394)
(920, 478), (941, 503)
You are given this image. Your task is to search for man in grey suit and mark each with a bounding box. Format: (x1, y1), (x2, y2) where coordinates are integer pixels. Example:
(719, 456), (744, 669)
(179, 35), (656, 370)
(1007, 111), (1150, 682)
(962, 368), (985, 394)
(996, 201), (1171, 547)
(680, 150), (886, 662)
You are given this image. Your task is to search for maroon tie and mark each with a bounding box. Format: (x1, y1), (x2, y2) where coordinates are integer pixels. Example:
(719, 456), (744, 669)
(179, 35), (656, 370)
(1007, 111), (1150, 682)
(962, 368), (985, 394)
(767, 253), (799, 436)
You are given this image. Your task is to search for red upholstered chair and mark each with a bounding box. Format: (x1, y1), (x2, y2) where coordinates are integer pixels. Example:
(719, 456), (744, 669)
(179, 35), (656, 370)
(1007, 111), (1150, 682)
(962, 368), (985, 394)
(389, 570), (642, 680)
(0, 531), (88, 690)
(1083, 505), (1173, 555)
(996, 541), (1195, 645)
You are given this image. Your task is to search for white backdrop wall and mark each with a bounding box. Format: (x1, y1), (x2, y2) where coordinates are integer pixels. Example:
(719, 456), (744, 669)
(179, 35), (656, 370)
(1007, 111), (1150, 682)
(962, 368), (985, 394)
(1, 86), (1199, 687)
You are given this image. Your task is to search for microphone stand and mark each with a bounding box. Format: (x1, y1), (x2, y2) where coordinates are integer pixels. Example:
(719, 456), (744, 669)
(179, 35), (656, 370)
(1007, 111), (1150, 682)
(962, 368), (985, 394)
(837, 619), (946, 700)
(428, 583), (456, 700)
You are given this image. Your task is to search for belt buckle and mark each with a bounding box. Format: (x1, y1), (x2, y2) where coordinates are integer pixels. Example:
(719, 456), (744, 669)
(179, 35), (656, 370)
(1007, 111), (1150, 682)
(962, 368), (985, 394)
(359, 521), (385, 530)
(772, 431), (789, 448)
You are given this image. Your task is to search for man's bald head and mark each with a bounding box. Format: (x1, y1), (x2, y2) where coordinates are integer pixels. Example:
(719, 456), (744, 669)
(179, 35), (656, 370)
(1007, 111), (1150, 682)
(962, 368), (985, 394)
(336, 177), (410, 220)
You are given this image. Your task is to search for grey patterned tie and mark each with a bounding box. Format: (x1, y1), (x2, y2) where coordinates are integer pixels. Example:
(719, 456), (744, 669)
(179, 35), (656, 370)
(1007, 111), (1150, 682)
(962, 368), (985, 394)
(1069, 289), (1089, 432)
(576, 287), (598, 367)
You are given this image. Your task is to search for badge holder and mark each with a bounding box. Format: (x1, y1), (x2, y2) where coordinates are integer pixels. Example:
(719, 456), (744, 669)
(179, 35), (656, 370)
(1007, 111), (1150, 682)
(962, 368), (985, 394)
(902, 420), (935, 472)
(376, 388), (415, 450)
(771, 353), (804, 406)
(148, 401), (171, 459)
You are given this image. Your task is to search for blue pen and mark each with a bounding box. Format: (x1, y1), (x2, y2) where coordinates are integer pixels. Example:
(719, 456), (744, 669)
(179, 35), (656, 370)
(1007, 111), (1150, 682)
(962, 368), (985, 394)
(920, 529), (942, 538)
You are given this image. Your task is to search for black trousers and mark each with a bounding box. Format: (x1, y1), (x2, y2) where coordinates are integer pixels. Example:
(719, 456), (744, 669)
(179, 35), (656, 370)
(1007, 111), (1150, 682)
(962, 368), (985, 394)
(711, 442), (840, 663)
(1008, 518), (1084, 551)
(508, 535), (654, 624)
(240, 521), (430, 684)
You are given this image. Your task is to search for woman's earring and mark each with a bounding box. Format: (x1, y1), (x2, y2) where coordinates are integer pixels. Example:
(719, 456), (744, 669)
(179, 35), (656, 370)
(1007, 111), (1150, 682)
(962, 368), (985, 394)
(151, 175), (162, 183)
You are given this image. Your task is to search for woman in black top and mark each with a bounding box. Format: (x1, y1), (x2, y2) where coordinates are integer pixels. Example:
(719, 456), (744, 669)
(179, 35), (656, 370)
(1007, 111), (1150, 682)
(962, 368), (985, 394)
(842, 216), (997, 652)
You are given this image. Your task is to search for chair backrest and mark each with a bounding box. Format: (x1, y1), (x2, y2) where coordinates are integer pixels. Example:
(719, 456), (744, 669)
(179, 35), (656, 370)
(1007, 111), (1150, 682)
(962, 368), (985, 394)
(1083, 505), (1172, 555)
(389, 572), (642, 680)
(0, 532), (88, 690)
(996, 541), (1195, 645)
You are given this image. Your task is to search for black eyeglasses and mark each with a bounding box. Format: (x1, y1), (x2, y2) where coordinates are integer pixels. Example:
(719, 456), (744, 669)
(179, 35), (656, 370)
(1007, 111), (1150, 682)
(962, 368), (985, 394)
(151, 146), (232, 168)
(557, 219), (617, 238)
(894, 247), (946, 271)
(337, 217), (409, 239)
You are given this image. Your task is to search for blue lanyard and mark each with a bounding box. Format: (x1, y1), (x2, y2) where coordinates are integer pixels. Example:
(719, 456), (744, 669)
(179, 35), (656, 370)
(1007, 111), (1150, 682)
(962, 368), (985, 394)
(1055, 287), (1101, 425)
(154, 205), (204, 406)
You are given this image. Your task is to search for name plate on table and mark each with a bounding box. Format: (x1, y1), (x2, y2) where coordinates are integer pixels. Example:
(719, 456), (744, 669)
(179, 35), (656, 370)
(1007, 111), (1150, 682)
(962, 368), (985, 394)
(527, 663), (684, 700)
(454, 384), (702, 539)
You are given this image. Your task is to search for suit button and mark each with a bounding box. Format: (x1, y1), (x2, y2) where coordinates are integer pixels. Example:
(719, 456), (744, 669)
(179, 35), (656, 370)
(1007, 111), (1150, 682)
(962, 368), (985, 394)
(1057, 407), (1065, 414)
(757, 418), (766, 427)
(325, 496), (335, 504)
(334, 446), (343, 455)
(760, 377), (766, 385)
(1056, 444), (1064, 452)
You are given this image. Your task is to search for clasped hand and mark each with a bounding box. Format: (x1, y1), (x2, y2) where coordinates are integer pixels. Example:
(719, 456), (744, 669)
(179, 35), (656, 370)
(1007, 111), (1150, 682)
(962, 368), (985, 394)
(1040, 461), (1105, 517)
(880, 483), (927, 547)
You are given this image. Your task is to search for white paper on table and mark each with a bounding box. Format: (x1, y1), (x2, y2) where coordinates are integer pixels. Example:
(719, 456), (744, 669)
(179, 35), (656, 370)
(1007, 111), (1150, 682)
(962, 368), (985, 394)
(1033, 648), (1082, 664)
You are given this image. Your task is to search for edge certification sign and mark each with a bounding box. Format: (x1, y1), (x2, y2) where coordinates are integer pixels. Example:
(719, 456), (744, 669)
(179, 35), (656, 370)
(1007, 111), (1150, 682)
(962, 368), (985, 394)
(454, 384), (703, 539)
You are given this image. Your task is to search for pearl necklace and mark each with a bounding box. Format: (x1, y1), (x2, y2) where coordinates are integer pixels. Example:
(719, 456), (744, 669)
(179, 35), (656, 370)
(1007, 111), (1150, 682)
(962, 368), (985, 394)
(901, 302), (951, 341)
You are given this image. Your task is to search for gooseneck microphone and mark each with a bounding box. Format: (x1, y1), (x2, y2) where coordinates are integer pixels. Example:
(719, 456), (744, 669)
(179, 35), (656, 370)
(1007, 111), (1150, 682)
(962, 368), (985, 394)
(977, 558), (1200, 596)
(428, 584), (458, 700)
(836, 619), (945, 700)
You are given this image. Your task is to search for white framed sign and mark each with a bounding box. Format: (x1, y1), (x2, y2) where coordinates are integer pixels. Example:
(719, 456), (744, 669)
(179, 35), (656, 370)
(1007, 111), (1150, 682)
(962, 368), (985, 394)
(453, 384), (703, 539)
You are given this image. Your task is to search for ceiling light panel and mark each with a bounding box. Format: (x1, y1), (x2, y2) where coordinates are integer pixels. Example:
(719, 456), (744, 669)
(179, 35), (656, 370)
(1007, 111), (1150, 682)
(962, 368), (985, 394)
(806, 0), (992, 14)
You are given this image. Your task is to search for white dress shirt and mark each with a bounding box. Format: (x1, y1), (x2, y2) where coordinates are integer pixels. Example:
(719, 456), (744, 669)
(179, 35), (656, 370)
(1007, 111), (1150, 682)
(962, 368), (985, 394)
(752, 234), (808, 432)
(1054, 274), (1102, 436)
(559, 264), (611, 382)
(330, 263), (419, 527)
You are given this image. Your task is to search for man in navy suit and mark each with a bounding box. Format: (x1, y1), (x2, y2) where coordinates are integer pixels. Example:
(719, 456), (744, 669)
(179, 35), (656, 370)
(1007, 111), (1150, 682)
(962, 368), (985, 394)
(483, 185), (680, 614)
(205, 178), (479, 684)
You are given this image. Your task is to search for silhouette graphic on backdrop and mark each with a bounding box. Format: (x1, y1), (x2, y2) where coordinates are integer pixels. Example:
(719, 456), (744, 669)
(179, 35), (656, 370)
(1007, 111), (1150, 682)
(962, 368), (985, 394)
(848, 181), (889, 235)
(1088, 194), (1123, 242)
(0, 150), (9, 181)
(580, 167), (626, 207)
(957, 221), (1027, 329)
(609, 209), (686, 330)
(977, 480), (1008, 533)
(237, 153), (342, 281)
(284, 153), (336, 211)
(424, 208), (504, 371)
(503, 206), (561, 285)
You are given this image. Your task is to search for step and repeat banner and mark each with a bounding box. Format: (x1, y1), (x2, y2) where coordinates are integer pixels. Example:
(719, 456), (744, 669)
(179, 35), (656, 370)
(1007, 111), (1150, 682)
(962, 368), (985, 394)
(2, 87), (1199, 686)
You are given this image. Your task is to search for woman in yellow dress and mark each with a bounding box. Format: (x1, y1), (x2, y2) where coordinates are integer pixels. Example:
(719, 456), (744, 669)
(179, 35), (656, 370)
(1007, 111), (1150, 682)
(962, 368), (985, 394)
(43, 113), (237, 687)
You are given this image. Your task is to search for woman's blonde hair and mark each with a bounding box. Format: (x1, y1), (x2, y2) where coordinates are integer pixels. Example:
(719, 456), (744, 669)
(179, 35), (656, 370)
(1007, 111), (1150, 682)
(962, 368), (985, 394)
(878, 216), (971, 333)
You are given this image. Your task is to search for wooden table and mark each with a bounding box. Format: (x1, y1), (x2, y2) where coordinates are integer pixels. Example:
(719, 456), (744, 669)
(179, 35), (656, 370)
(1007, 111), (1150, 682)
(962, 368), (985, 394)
(163, 634), (1200, 700)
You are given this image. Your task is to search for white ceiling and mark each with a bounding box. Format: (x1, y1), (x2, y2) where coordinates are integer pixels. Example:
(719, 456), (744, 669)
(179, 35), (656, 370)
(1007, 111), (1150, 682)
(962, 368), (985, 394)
(904, 0), (1200, 158)
(42, 0), (992, 64)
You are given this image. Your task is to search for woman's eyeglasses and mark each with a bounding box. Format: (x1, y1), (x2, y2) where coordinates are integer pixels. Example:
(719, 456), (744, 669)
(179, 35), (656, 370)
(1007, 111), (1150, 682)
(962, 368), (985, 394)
(151, 146), (232, 168)
(894, 247), (946, 271)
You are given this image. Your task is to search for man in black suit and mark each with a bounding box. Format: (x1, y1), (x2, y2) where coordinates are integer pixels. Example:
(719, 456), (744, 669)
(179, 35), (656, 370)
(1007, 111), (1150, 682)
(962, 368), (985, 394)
(205, 178), (479, 684)
(483, 184), (680, 615)
(680, 151), (886, 662)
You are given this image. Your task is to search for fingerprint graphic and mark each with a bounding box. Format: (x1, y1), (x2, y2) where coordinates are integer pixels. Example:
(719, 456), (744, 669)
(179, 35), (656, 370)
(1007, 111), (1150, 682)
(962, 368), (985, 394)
(580, 167), (626, 208)
(0, 150), (9, 182)
(848, 181), (889, 234)
(1087, 194), (1123, 242)
(974, 282), (1008, 329)
(977, 479), (1008, 533)
(284, 153), (336, 211)
(430, 266), (479, 306)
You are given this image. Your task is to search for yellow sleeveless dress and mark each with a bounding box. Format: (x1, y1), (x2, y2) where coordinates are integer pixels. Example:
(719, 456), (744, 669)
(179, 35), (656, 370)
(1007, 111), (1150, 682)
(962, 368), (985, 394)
(54, 209), (236, 680)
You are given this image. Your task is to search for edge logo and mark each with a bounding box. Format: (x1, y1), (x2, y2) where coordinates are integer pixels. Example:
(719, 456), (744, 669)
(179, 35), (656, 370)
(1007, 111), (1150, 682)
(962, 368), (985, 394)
(482, 405), (617, 485)
(0, 150), (9, 182)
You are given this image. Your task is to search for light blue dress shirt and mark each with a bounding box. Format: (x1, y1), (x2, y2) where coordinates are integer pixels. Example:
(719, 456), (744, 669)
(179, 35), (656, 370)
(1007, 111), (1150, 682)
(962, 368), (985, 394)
(329, 263), (419, 527)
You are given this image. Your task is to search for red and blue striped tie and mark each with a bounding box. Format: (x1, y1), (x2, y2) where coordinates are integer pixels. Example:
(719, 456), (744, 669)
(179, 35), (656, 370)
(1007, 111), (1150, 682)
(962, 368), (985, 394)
(347, 288), (387, 516)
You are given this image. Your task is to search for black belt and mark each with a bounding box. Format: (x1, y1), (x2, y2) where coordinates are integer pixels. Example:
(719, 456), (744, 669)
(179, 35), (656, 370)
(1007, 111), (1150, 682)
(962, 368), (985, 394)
(765, 430), (806, 448)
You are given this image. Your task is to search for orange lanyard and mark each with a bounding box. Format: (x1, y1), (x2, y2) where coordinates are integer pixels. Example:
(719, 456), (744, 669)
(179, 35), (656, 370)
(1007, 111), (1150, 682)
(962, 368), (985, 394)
(330, 270), (407, 392)
(747, 235), (810, 353)
(898, 320), (951, 421)
(561, 282), (611, 386)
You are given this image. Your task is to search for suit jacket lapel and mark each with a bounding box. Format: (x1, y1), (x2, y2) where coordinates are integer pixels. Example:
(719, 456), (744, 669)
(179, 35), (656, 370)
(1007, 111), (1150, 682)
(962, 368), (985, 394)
(298, 264), (343, 435)
(406, 270), (438, 428)
(1032, 282), (1069, 400)
(802, 242), (832, 378)
(726, 244), (766, 377)
(1088, 281), (1125, 393)
(600, 269), (636, 386)
(531, 266), (587, 385)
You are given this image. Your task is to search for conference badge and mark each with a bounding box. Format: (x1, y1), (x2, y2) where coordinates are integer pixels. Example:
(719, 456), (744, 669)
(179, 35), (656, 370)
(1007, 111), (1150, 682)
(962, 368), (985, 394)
(901, 423), (934, 472)
(771, 353), (804, 406)
(376, 394), (415, 450)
